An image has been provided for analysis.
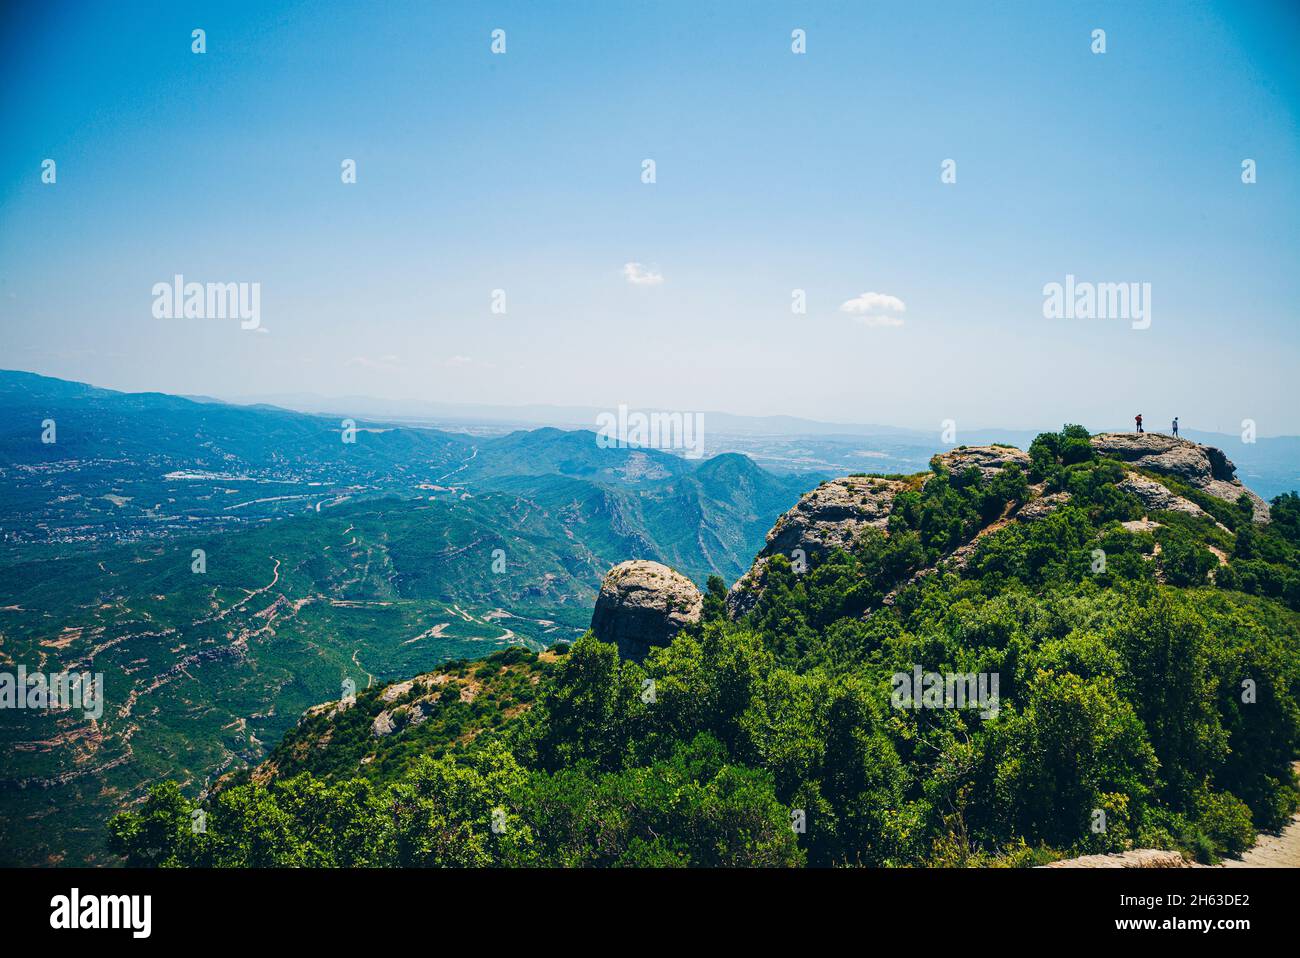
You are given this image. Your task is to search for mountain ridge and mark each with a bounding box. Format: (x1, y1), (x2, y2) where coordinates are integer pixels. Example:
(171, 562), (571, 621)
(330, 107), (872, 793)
(162, 424), (1300, 868)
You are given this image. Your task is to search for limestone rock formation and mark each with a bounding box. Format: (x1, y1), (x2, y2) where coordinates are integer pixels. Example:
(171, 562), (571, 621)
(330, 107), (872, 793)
(725, 476), (906, 617)
(371, 695), (436, 737)
(1118, 474), (1209, 518)
(1041, 849), (1196, 868)
(1017, 490), (1072, 521)
(590, 560), (703, 660)
(932, 444), (1031, 478)
(1091, 432), (1268, 521)
(725, 432), (1273, 623)
(372, 710), (397, 737)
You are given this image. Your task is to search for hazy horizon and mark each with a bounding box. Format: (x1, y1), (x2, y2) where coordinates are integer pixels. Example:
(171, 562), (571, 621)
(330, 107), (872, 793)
(7, 364), (1300, 441)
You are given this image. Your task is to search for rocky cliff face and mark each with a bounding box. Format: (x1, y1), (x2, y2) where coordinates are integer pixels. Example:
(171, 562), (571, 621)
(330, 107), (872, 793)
(725, 447), (1035, 617)
(932, 444), (1031, 478)
(725, 475), (907, 618)
(1118, 473), (1213, 520)
(1090, 432), (1269, 521)
(589, 560), (703, 661)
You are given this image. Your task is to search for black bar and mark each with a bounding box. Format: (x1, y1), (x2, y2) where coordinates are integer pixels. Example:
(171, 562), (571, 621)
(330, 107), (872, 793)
(4, 866), (1288, 943)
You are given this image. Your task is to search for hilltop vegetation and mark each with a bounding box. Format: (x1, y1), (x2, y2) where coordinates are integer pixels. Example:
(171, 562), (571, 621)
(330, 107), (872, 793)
(108, 427), (1300, 867)
(244, 647), (560, 786)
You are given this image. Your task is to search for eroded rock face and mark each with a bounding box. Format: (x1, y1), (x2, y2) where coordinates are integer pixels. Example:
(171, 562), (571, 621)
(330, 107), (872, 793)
(590, 560), (703, 661)
(725, 476), (906, 618)
(763, 475), (905, 556)
(372, 692), (438, 738)
(1091, 433), (1268, 521)
(932, 445), (1031, 478)
(372, 710), (397, 737)
(1091, 432), (1221, 483)
(1017, 491), (1072, 521)
(1118, 474), (1208, 517)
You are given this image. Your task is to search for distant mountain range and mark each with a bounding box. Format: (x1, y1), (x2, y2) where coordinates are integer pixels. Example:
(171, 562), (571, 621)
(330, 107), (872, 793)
(0, 370), (813, 568)
(214, 390), (923, 437)
(219, 386), (1300, 500)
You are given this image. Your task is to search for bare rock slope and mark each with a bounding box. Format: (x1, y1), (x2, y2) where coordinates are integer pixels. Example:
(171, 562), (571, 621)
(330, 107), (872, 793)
(934, 444), (1031, 478)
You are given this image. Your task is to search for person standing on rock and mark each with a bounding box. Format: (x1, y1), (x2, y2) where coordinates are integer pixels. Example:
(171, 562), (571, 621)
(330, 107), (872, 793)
(1172, 417), (1179, 437)
(1135, 413), (1143, 433)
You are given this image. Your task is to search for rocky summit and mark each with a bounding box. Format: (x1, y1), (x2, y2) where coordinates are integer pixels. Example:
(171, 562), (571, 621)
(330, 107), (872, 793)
(930, 444), (1031, 478)
(589, 559), (703, 661)
(1090, 432), (1269, 521)
(590, 434), (1278, 662)
(717, 435), (1269, 623)
(726, 446), (1038, 617)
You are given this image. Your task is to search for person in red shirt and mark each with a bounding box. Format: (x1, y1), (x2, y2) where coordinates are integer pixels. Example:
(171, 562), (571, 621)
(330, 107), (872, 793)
(1135, 414), (1143, 433)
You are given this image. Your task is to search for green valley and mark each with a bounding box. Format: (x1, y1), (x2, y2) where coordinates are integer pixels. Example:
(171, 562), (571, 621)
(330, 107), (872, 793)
(0, 373), (810, 865)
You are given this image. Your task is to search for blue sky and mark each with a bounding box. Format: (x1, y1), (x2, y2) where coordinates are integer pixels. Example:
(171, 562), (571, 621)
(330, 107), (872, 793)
(1, 0), (1297, 433)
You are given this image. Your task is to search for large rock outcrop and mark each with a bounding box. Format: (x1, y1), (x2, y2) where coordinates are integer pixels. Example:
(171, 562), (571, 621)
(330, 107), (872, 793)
(590, 560), (703, 660)
(932, 444), (1032, 478)
(1117, 474), (1210, 518)
(725, 476), (906, 617)
(727, 448), (1040, 618)
(724, 434), (1272, 622)
(1091, 433), (1268, 521)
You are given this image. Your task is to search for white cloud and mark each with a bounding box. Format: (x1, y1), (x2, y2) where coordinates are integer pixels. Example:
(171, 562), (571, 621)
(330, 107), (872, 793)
(443, 355), (472, 367)
(839, 291), (906, 327)
(840, 292), (906, 315)
(622, 262), (664, 286)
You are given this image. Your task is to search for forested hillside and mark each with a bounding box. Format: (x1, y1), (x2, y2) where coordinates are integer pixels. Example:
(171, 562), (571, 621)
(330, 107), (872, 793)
(0, 373), (815, 865)
(108, 428), (1300, 867)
